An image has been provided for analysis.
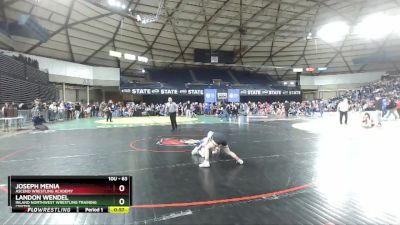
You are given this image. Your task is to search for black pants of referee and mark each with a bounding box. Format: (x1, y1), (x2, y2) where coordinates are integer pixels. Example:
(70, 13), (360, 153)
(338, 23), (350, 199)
(339, 111), (348, 125)
(170, 112), (177, 130)
(106, 112), (112, 122)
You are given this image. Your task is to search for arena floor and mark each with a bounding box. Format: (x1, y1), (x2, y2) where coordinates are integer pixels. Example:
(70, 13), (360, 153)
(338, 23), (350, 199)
(0, 115), (399, 224)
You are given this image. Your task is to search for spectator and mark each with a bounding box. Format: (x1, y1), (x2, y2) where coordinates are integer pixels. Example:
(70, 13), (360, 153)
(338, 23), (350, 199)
(58, 102), (65, 120)
(397, 98), (400, 116)
(375, 97), (384, 126)
(284, 101), (290, 118)
(74, 102), (81, 119)
(384, 97), (399, 120)
(319, 100), (325, 117)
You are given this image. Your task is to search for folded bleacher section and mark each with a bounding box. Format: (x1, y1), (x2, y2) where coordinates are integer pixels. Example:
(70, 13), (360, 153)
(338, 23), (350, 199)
(121, 67), (280, 92)
(0, 53), (58, 104)
(148, 69), (193, 84)
(232, 70), (274, 84)
(192, 68), (233, 83)
(143, 68), (276, 86)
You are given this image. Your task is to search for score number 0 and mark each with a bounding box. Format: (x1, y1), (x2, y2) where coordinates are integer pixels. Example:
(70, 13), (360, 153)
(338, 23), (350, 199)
(118, 184), (125, 205)
(108, 177), (128, 205)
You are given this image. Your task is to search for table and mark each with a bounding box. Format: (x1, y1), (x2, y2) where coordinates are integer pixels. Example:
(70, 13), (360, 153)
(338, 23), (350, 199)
(0, 117), (24, 132)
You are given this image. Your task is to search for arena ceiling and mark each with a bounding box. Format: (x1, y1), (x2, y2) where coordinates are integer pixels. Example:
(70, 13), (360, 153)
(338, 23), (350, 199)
(1, 0), (400, 80)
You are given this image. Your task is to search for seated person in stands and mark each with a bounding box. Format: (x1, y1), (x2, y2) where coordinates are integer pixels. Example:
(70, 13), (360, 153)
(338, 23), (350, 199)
(361, 112), (374, 128)
(32, 113), (48, 131)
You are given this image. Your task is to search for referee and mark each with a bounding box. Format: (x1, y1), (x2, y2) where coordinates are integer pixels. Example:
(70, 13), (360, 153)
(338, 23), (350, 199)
(166, 97), (178, 131)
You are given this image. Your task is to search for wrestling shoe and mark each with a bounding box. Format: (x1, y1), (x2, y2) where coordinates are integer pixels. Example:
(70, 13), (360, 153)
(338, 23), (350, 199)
(199, 161), (210, 168)
(237, 159), (244, 165)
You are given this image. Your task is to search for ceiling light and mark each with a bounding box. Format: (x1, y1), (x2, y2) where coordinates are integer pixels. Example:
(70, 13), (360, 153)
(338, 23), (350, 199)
(124, 53), (136, 61)
(108, 0), (117, 6)
(355, 13), (393, 39)
(306, 32), (313, 40)
(138, 56), (148, 63)
(142, 69), (145, 73)
(109, 50), (122, 58)
(317, 21), (349, 43)
(121, 4), (126, 9)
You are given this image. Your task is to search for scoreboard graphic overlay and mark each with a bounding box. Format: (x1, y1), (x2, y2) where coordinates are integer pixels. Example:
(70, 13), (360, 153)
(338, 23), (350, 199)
(8, 176), (132, 213)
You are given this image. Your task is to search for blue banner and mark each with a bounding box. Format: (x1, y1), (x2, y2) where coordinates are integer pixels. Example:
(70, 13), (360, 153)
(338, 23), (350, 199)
(204, 89), (217, 103)
(228, 89), (240, 102)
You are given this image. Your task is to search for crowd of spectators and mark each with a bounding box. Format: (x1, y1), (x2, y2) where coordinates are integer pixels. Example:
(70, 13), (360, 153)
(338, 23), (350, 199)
(1, 76), (399, 126)
(12, 54), (39, 69)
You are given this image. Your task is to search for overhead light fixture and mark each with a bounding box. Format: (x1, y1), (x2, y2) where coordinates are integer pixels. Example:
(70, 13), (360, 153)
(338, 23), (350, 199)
(317, 21), (349, 43)
(141, 69), (145, 73)
(293, 68), (303, 73)
(306, 67), (316, 72)
(283, 82), (288, 85)
(290, 81), (295, 85)
(107, 0), (127, 9)
(306, 32), (313, 40)
(355, 13), (393, 39)
(109, 50), (122, 58)
(138, 56), (148, 63)
(124, 53), (136, 61)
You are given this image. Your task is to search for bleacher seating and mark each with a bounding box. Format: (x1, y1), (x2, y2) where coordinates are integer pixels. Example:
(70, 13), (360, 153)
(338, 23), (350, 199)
(148, 69), (193, 84)
(0, 54), (25, 80)
(192, 68), (233, 83)
(121, 67), (277, 89)
(0, 54), (57, 104)
(232, 70), (274, 84)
